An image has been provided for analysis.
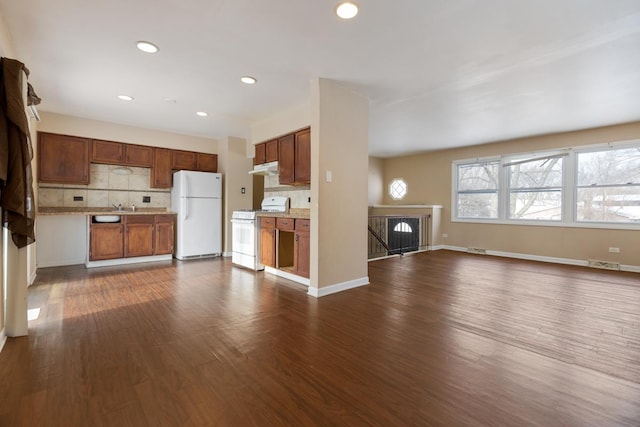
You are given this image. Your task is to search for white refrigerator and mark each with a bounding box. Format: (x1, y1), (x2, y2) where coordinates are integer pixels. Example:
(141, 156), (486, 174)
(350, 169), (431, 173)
(171, 171), (222, 260)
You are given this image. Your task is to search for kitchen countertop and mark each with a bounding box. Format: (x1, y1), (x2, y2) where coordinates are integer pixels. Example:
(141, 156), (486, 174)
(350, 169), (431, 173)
(256, 208), (310, 219)
(38, 207), (176, 216)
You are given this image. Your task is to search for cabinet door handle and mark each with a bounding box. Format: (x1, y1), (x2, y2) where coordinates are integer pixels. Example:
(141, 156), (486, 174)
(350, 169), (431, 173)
(295, 234), (299, 241)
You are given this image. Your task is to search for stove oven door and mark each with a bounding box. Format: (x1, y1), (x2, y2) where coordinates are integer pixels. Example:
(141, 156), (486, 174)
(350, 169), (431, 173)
(231, 218), (261, 270)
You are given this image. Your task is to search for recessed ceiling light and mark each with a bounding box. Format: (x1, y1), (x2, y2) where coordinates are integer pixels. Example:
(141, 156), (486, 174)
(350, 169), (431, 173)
(241, 76), (257, 85)
(196, 111), (208, 117)
(336, 2), (358, 19)
(136, 41), (159, 53)
(118, 95), (134, 101)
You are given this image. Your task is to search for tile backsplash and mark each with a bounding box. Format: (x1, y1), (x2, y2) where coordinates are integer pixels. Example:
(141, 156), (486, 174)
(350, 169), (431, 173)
(38, 164), (170, 209)
(263, 174), (310, 209)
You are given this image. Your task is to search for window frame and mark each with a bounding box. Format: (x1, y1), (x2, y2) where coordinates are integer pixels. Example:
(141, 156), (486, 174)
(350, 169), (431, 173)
(451, 139), (640, 230)
(389, 178), (408, 200)
(454, 159), (500, 220)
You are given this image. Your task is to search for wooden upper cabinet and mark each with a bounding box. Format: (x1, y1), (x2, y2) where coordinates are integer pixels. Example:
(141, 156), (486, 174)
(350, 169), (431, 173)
(91, 139), (123, 164)
(91, 140), (152, 167)
(38, 132), (90, 184)
(276, 128), (310, 185)
(294, 128), (311, 184)
(151, 148), (172, 188)
(254, 143), (266, 165)
(265, 139), (278, 163)
(124, 144), (153, 167)
(277, 134), (295, 185)
(171, 150), (197, 170)
(196, 153), (217, 172)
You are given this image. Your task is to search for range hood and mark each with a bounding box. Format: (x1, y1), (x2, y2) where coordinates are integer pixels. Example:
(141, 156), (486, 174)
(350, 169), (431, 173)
(249, 161), (278, 176)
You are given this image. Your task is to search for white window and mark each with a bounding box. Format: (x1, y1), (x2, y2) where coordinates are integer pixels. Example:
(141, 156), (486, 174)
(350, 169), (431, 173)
(576, 146), (640, 223)
(455, 162), (499, 218)
(507, 156), (563, 221)
(390, 178), (407, 200)
(452, 140), (640, 228)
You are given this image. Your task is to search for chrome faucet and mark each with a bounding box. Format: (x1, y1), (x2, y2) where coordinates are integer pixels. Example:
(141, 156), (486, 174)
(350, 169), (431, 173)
(112, 203), (123, 211)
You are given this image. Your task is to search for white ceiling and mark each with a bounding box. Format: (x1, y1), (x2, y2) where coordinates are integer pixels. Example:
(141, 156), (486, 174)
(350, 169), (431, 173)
(1, 0), (639, 157)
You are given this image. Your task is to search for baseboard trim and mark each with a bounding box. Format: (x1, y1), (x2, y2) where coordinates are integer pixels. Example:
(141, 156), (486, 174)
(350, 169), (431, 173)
(86, 254), (172, 269)
(264, 266), (310, 286)
(0, 328), (6, 354)
(437, 245), (640, 272)
(222, 251), (233, 258)
(308, 276), (369, 298)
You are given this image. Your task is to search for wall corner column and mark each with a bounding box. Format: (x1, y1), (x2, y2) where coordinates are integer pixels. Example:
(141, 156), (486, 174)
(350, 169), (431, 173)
(309, 78), (370, 297)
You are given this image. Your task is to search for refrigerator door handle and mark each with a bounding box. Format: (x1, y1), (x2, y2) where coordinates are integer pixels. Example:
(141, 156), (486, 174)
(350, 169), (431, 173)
(184, 197), (189, 220)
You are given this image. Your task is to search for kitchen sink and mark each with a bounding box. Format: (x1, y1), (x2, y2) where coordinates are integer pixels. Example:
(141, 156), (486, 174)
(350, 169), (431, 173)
(93, 215), (121, 223)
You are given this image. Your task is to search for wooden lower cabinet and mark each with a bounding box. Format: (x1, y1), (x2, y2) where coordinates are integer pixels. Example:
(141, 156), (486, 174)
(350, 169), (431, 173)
(154, 215), (175, 255)
(259, 217), (310, 278)
(124, 216), (154, 258)
(259, 217), (276, 268)
(90, 223), (124, 261)
(294, 219), (310, 278)
(90, 215), (175, 261)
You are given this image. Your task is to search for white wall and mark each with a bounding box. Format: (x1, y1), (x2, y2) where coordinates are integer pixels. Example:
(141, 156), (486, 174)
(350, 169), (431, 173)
(310, 78), (370, 296)
(218, 136), (254, 254)
(250, 103), (310, 146)
(368, 157), (384, 206)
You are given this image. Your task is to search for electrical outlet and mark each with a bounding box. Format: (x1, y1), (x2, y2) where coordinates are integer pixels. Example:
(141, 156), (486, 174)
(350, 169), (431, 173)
(442, 233), (448, 238)
(608, 247), (620, 253)
(142, 196), (151, 203)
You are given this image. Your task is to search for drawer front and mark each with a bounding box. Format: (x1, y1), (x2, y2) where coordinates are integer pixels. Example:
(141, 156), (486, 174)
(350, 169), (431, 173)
(295, 219), (310, 231)
(125, 215), (155, 224)
(276, 217), (294, 231)
(260, 217), (276, 228)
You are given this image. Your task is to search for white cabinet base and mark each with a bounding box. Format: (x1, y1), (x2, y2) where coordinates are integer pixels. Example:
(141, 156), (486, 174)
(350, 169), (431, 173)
(85, 254), (172, 269)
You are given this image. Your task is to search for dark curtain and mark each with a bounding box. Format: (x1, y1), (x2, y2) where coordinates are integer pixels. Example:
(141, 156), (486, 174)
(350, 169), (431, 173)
(0, 57), (37, 248)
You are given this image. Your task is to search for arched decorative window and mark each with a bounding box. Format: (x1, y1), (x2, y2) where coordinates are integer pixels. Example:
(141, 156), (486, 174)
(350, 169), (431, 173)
(393, 222), (413, 233)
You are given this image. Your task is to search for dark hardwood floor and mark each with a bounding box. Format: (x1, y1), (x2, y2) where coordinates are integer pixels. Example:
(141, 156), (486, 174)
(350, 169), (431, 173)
(1, 250), (639, 426)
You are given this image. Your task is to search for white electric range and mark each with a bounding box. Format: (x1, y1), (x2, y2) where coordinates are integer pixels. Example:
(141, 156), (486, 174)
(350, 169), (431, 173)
(230, 196), (289, 270)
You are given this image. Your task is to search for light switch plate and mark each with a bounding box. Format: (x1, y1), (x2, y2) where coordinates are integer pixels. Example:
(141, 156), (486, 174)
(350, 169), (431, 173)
(326, 170), (332, 183)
